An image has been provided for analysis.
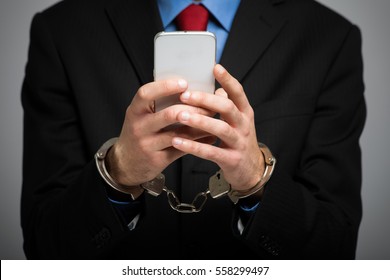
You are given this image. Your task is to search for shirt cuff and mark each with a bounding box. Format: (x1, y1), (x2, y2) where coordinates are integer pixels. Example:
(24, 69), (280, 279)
(109, 195), (143, 228)
(239, 201), (260, 212)
(237, 202), (261, 234)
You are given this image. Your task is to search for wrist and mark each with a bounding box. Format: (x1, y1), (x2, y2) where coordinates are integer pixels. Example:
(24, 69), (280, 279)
(96, 138), (166, 200)
(105, 142), (131, 186)
(228, 142), (276, 204)
(95, 138), (144, 200)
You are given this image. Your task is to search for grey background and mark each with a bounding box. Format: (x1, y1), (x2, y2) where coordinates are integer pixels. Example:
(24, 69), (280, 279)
(0, 0), (389, 259)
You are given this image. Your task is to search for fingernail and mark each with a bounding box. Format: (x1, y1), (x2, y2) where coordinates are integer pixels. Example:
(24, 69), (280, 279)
(181, 91), (190, 100)
(180, 111), (190, 121)
(172, 138), (183, 146)
(215, 64), (225, 75)
(178, 79), (187, 89)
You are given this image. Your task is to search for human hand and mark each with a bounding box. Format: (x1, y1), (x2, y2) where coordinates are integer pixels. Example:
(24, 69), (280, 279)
(172, 64), (265, 192)
(106, 79), (216, 186)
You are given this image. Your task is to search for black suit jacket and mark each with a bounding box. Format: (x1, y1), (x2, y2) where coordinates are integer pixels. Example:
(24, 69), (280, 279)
(21, 0), (366, 259)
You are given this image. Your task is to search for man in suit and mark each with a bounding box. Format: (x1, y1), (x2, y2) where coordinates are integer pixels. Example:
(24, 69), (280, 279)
(21, 0), (366, 259)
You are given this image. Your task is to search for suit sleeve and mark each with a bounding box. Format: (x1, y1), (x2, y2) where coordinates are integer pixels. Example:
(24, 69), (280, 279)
(21, 13), (131, 259)
(238, 25), (366, 259)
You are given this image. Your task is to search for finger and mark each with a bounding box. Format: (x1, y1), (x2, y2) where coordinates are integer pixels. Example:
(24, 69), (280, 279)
(215, 88), (228, 98)
(172, 137), (229, 167)
(131, 79), (188, 114)
(214, 64), (251, 113)
(156, 147), (186, 166)
(177, 111), (239, 147)
(179, 90), (243, 127)
(146, 103), (216, 132)
(158, 137), (217, 165)
(150, 125), (216, 151)
(196, 135), (218, 145)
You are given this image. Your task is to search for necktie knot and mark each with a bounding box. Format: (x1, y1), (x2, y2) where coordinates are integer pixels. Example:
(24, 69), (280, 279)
(175, 4), (209, 31)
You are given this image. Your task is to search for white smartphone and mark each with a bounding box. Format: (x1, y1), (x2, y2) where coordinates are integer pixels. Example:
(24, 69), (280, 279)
(153, 31), (216, 112)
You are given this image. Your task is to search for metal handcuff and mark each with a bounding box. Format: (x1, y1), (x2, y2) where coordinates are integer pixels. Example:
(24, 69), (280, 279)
(95, 138), (276, 213)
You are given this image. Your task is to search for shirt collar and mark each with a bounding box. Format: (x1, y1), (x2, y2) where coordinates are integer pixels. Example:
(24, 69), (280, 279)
(157, 0), (241, 31)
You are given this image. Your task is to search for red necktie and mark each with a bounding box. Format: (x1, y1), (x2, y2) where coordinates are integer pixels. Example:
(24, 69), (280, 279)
(175, 4), (209, 31)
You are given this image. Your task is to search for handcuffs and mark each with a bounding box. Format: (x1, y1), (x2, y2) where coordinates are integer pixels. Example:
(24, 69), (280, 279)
(95, 138), (276, 213)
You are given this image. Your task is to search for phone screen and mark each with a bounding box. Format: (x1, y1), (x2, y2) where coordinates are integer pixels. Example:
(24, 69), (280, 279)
(154, 31), (216, 112)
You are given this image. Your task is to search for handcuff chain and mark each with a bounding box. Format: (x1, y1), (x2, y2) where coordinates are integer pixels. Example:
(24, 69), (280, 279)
(143, 169), (230, 213)
(163, 186), (210, 213)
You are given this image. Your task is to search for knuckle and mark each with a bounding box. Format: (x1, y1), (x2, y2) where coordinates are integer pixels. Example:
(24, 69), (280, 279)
(200, 145), (215, 160)
(192, 142), (201, 154)
(236, 82), (244, 94)
(194, 106), (212, 117)
(246, 106), (255, 119)
(137, 85), (148, 100)
(161, 80), (174, 93)
(218, 122), (232, 138)
(125, 105), (133, 118)
(162, 108), (176, 123)
(189, 91), (201, 103)
(224, 99), (236, 113)
(228, 152), (242, 168)
(215, 88), (227, 98)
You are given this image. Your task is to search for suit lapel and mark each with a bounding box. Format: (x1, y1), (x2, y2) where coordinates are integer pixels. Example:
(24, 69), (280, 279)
(105, 0), (163, 84)
(220, 0), (287, 82)
(105, 0), (286, 89)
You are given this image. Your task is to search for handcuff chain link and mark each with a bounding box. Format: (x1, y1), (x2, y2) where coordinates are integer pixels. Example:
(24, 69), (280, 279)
(163, 186), (210, 213)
